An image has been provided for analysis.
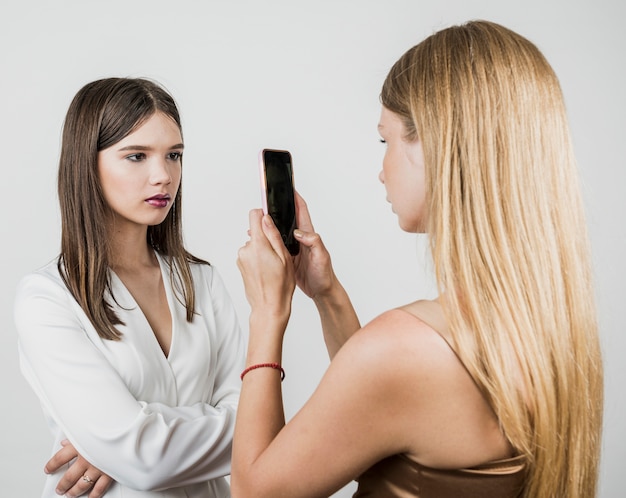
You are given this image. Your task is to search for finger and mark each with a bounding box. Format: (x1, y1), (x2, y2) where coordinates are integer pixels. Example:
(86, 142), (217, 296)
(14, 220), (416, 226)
(55, 461), (89, 496)
(240, 209), (270, 260)
(261, 214), (291, 260)
(89, 474), (113, 498)
(294, 228), (327, 255)
(64, 469), (100, 498)
(295, 191), (314, 232)
(247, 208), (266, 240)
(45, 441), (77, 474)
(236, 245), (249, 273)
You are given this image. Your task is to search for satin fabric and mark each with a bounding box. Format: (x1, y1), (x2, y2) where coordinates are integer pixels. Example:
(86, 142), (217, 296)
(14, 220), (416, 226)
(354, 454), (525, 497)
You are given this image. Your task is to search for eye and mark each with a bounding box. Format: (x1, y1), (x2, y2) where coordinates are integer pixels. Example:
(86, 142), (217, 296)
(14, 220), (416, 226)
(125, 153), (146, 162)
(379, 139), (387, 145)
(167, 152), (182, 161)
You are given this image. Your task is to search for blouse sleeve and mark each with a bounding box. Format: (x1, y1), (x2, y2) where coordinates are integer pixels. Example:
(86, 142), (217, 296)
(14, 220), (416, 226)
(15, 265), (246, 491)
(205, 265), (247, 410)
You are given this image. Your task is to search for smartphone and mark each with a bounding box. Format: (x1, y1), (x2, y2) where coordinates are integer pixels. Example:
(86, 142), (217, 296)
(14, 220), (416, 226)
(259, 148), (299, 255)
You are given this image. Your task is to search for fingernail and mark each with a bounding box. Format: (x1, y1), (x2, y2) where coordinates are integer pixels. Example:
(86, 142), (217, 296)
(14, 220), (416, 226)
(294, 229), (303, 238)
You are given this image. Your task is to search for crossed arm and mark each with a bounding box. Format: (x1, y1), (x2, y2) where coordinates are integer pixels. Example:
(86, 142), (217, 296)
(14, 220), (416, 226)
(16, 265), (245, 497)
(45, 440), (112, 498)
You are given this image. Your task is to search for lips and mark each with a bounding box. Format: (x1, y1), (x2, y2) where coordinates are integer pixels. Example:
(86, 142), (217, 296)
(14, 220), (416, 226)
(145, 193), (171, 208)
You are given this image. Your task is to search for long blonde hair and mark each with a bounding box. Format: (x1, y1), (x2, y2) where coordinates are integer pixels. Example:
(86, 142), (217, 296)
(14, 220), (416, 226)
(381, 20), (603, 497)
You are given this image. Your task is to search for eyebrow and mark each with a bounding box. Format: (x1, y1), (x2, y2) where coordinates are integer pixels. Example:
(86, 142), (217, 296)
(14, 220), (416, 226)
(118, 143), (185, 151)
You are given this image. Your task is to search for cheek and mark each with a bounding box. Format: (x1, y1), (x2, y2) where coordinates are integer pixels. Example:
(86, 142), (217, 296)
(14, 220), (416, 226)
(101, 171), (128, 196)
(173, 167), (182, 189)
(413, 181), (428, 232)
(98, 168), (140, 210)
(98, 169), (117, 203)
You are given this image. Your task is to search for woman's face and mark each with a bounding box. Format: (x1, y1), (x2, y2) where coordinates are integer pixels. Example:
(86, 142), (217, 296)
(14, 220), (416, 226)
(378, 106), (427, 233)
(97, 111), (183, 233)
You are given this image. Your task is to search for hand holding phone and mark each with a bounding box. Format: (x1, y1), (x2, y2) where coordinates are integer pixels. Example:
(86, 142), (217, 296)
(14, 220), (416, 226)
(259, 149), (299, 255)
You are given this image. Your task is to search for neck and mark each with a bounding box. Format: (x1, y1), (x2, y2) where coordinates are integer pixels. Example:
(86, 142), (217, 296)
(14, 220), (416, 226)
(107, 224), (157, 272)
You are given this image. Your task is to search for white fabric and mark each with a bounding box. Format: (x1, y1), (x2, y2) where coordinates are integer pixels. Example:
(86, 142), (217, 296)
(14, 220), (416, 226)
(15, 254), (246, 497)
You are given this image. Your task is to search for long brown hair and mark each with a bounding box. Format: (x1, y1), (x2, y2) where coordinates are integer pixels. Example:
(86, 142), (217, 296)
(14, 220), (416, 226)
(58, 77), (207, 340)
(381, 21), (603, 497)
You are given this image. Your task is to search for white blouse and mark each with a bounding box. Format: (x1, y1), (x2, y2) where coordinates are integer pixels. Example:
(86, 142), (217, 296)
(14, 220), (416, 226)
(15, 254), (246, 497)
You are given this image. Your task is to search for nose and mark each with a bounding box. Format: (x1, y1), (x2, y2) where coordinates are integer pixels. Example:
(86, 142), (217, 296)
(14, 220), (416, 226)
(150, 158), (172, 185)
(378, 169), (385, 184)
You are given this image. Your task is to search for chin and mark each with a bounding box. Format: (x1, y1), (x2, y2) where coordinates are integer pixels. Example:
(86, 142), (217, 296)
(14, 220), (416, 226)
(398, 221), (418, 233)
(398, 217), (426, 234)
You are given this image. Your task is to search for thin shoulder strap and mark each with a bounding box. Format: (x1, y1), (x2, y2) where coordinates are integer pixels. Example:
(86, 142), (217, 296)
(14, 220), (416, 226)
(399, 300), (451, 341)
(398, 300), (469, 374)
(399, 301), (494, 405)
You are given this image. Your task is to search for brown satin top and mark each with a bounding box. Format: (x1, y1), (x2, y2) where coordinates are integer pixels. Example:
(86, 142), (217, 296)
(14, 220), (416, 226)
(353, 453), (526, 497)
(353, 301), (527, 498)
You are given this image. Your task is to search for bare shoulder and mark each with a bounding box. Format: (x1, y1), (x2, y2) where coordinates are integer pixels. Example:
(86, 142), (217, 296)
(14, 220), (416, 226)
(337, 307), (457, 375)
(328, 306), (513, 468)
(284, 308), (465, 471)
(334, 308), (467, 410)
(266, 305), (514, 494)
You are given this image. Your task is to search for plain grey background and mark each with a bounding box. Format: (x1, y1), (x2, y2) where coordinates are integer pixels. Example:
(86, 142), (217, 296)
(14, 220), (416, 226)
(1, 1), (623, 496)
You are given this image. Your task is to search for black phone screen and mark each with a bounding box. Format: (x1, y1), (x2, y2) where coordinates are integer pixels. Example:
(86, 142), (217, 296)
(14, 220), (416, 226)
(263, 149), (299, 255)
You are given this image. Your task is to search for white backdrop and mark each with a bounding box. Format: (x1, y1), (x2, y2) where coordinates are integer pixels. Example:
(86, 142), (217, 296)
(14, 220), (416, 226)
(1, 1), (624, 496)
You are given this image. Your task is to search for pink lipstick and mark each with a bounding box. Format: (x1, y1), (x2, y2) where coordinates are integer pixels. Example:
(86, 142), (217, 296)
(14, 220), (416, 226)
(146, 194), (171, 208)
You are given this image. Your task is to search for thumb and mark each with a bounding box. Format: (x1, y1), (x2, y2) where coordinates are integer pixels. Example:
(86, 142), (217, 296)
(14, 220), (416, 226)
(294, 229), (326, 254)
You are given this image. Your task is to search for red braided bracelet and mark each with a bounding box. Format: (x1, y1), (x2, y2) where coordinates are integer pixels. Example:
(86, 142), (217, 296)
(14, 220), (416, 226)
(240, 362), (285, 381)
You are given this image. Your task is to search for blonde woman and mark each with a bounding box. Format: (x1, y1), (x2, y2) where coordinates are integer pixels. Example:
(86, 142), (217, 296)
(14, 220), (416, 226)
(233, 20), (603, 498)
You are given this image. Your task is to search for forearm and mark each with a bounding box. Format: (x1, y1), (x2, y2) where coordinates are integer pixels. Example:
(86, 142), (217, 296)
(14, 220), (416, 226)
(313, 280), (361, 359)
(232, 314), (286, 485)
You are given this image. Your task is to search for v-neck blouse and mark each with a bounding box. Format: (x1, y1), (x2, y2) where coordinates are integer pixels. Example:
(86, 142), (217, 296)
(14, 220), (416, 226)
(108, 256), (175, 360)
(15, 254), (246, 497)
